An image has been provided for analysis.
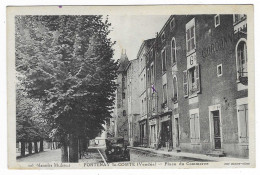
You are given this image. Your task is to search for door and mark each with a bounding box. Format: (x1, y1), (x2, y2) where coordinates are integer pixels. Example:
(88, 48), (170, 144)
(161, 122), (166, 147)
(175, 118), (180, 147)
(212, 111), (221, 149)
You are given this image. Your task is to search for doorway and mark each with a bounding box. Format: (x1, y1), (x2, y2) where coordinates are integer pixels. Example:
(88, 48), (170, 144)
(174, 118), (180, 147)
(161, 120), (172, 148)
(212, 110), (221, 149)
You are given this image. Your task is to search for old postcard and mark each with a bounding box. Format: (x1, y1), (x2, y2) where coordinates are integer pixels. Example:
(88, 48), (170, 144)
(7, 5), (255, 169)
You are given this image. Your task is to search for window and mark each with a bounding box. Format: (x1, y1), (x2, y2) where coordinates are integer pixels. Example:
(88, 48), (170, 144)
(152, 92), (156, 112)
(172, 77), (178, 103)
(123, 110), (126, 116)
(237, 104), (248, 143)
(144, 74), (146, 90)
(144, 97), (147, 115)
(236, 40), (248, 79)
(217, 64), (222, 77)
(183, 64), (200, 97)
(147, 68), (150, 84)
(122, 77), (125, 89)
(190, 112), (200, 143)
(122, 92), (125, 99)
(170, 18), (176, 30)
(151, 64), (154, 83)
(162, 84), (167, 105)
(186, 18), (196, 55)
(161, 32), (165, 42)
(141, 100), (144, 115)
(214, 14), (220, 27)
(171, 38), (177, 65)
(162, 49), (167, 73)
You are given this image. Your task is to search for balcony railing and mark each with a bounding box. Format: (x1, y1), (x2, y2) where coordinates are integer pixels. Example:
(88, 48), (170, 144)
(238, 70), (248, 85)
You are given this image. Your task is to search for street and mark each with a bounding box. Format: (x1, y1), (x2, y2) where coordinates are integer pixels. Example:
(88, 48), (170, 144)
(102, 148), (209, 163)
(17, 149), (61, 162)
(17, 147), (206, 163)
(125, 148), (206, 162)
(17, 148), (103, 163)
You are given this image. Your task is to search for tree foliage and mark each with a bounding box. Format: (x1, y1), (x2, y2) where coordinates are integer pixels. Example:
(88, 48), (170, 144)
(16, 81), (49, 142)
(15, 15), (118, 141)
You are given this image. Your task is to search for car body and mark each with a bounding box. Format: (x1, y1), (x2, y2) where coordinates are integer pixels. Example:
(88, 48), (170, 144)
(105, 137), (130, 162)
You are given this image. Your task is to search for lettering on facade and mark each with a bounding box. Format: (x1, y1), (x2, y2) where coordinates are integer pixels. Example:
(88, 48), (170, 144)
(201, 32), (242, 58)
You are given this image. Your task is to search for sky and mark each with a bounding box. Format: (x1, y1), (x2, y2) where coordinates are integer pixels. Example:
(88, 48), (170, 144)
(107, 15), (169, 61)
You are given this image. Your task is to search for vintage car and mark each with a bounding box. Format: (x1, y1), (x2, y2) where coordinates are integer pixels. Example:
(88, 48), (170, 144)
(105, 137), (130, 162)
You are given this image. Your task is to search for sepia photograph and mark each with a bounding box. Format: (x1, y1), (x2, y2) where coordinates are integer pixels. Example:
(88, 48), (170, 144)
(6, 5), (255, 169)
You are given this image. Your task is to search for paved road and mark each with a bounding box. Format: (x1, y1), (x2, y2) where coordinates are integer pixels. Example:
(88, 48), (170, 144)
(102, 148), (208, 163)
(17, 147), (205, 163)
(127, 148), (207, 162)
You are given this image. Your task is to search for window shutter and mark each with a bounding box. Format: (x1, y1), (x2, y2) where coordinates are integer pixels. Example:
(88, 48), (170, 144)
(183, 70), (188, 97)
(186, 29), (189, 52)
(194, 113), (200, 143)
(245, 104), (248, 143)
(190, 114), (195, 143)
(238, 104), (248, 143)
(195, 64), (201, 93)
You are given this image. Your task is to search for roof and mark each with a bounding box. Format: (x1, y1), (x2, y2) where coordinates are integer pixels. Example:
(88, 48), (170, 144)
(136, 38), (156, 58)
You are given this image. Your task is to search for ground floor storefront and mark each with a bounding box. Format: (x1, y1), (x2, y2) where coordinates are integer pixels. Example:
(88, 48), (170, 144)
(134, 97), (249, 158)
(139, 119), (148, 147)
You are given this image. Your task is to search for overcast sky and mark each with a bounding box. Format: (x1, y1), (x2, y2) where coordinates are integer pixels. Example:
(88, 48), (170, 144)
(108, 15), (169, 61)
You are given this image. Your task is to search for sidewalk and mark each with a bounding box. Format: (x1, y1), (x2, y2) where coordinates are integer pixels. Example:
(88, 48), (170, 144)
(17, 149), (61, 162)
(129, 146), (248, 162)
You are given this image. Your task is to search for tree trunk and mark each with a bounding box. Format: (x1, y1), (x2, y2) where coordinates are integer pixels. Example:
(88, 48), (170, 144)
(34, 141), (38, 153)
(21, 141), (25, 157)
(40, 140), (44, 152)
(60, 135), (68, 162)
(69, 134), (78, 163)
(28, 142), (32, 154)
(82, 138), (89, 152)
(78, 139), (82, 159)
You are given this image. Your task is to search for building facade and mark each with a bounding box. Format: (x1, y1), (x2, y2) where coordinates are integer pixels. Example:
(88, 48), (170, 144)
(114, 51), (130, 140)
(144, 14), (248, 157)
(126, 59), (141, 146)
(111, 14), (248, 158)
(137, 39), (155, 147)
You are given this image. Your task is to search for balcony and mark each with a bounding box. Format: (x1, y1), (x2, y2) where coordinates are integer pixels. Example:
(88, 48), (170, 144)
(238, 70), (248, 85)
(233, 15), (247, 34)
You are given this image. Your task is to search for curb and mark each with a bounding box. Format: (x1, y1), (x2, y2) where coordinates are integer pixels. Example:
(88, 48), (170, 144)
(128, 146), (216, 162)
(97, 149), (108, 165)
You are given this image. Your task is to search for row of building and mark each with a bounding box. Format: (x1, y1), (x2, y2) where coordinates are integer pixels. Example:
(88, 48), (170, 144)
(108, 14), (248, 158)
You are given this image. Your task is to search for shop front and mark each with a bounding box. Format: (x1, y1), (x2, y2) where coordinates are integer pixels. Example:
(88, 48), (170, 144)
(158, 114), (173, 151)
(139, 119), (148, 147)
(148, 118), (158, 148)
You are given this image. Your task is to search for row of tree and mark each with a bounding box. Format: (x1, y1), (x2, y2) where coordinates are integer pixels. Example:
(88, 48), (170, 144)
(16, 81), (50, 156)
(15, 15), (118, 162)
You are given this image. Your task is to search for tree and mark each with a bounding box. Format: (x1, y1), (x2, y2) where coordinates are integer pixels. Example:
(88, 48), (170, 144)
(15, 15), (118, 162)
(16, 80), (49, 156)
